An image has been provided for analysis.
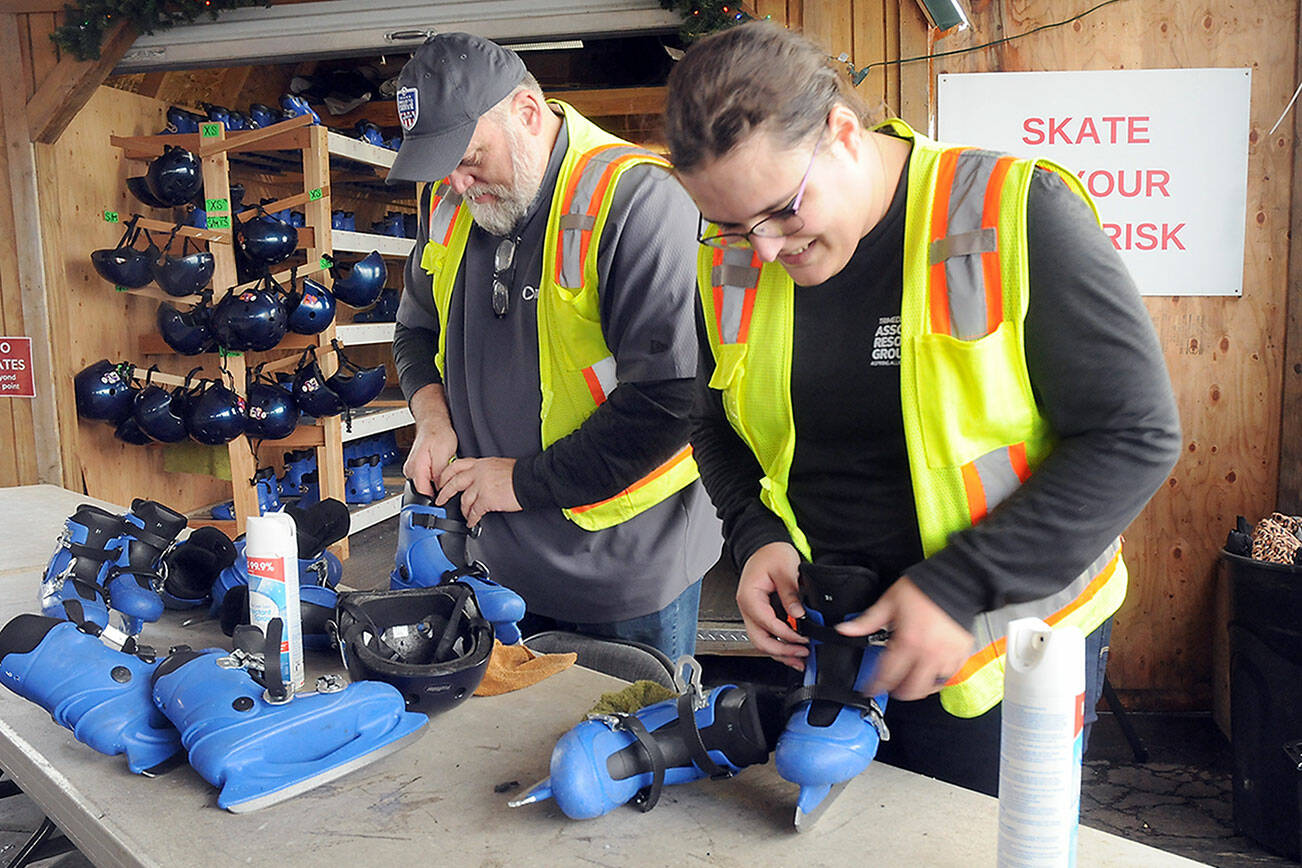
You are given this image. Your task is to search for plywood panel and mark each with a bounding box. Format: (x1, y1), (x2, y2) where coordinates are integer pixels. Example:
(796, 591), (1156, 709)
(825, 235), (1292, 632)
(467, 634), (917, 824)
(37, 84), (233, 508)
(925, 0), (1298, 709)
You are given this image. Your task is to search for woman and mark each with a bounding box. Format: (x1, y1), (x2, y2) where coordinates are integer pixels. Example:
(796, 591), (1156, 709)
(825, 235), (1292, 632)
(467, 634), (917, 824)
(666, 21), (1180, 794)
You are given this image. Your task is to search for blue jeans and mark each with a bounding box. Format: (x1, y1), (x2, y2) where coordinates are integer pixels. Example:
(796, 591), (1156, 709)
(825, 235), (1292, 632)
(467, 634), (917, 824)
(873, 617), (1113, 796)
(517, 580), (702, 662)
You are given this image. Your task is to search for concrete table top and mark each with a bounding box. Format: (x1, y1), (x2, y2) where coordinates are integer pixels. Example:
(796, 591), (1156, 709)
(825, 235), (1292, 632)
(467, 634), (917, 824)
(0, 485), (1207, 867)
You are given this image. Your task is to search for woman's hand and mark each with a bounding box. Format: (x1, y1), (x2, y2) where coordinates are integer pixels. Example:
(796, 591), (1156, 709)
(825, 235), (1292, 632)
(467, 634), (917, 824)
(736, 541), (809, 669)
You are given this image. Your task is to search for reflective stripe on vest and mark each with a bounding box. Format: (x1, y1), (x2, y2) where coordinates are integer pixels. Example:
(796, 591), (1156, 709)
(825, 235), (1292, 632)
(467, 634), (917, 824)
(697, 118), (1125, 718)
(420, 101), (697, 531)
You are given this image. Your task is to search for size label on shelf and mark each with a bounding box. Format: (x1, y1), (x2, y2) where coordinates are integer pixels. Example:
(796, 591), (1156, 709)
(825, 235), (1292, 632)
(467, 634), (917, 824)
(103, 211), (118, 223)
(308, 188), (323, 202)
(201, 123), (222, 138)
(206, 198), (228, 212)
(207, 215), (231, 229)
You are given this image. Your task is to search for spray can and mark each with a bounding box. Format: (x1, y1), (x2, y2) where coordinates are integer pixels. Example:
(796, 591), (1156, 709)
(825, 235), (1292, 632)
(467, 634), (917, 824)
(245, 513), (304, 690)
(997, 617), (1085, 868)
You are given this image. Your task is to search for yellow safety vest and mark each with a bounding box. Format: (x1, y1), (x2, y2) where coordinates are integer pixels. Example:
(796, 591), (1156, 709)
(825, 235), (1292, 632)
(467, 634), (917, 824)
(420, 101), (698, 531)
(697, 119), (1127, 717)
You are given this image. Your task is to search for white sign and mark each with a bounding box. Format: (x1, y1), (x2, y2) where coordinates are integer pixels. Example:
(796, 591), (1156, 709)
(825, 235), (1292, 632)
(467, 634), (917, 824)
(937, 68), (1251, 296)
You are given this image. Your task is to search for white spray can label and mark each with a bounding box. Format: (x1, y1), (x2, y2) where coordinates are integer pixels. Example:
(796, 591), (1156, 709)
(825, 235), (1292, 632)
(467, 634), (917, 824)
(997, 617), (1085, 868)
(245, 513), (304, 689)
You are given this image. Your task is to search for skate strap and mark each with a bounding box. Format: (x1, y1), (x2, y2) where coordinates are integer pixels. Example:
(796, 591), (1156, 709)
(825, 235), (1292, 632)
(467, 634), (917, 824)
(67, 542), (117, 561)
(617, 714), (668, 812)
(123, 525), (173, 552)
(676, 690), (731, 779)
(790, 617), (889, 649)
(411, 511), (478, 537)
(782, 684), (882, 718)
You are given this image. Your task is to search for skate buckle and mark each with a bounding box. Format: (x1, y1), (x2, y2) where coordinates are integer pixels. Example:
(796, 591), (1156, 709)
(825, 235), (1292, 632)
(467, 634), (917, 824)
(315, 673), (346, 694)
(672, 655), (709, 711)
(866, 629), (891, 647)
(865, 698), (890, 742)
(217, 648), (258, 670)
(585, 712), (626, 731)
(305, 558), (328, 586)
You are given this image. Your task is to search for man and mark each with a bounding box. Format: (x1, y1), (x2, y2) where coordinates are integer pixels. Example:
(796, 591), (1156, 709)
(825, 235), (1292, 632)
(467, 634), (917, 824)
(386, 33), (721, 659)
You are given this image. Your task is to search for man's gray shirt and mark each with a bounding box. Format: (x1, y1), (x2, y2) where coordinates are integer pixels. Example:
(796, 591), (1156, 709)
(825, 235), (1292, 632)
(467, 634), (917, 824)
(393, 117), (722, 622)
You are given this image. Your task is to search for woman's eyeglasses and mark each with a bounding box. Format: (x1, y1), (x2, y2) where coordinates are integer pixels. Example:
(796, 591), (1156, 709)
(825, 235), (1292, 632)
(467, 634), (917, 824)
(697, 135), (822, 250)
(492, 236), (516, 318)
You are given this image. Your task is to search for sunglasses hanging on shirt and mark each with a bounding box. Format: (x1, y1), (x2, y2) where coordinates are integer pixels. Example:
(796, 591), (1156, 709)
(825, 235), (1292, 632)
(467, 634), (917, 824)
(492, 236), (518, 318)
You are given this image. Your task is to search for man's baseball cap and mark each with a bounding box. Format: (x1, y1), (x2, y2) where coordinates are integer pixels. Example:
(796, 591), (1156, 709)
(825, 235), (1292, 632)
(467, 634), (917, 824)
(385, 32), (526, 184)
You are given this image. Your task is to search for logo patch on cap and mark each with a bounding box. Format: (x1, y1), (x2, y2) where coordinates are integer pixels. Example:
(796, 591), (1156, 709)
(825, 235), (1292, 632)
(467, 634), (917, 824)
(396, 86), (419, 131)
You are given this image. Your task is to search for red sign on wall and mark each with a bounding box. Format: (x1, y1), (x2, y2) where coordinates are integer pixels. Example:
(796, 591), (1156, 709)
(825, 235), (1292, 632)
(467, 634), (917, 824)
(0, 337), (35, 398)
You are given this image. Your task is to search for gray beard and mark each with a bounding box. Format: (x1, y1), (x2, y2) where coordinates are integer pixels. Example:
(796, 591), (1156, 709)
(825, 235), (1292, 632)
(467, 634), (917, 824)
(465, 123), (545, 236)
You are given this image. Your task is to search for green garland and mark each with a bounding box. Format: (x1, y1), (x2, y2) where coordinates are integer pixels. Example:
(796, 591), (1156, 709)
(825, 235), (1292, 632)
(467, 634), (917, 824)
(659, 0), (759, 40)
(52, 0), (270, 62)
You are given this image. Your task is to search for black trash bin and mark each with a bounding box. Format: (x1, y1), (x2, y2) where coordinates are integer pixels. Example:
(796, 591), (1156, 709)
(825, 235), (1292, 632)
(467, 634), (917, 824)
(1225, 549), (1302, 861)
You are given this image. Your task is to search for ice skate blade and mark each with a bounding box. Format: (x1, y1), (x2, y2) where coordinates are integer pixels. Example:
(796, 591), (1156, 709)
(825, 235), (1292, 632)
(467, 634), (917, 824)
(508, 777), (553, 808)
(794, 780), (848, 832)
(221, 723), (426, 813)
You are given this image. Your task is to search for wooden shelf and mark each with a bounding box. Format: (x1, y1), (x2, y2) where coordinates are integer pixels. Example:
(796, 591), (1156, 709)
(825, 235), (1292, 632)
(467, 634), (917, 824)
(327, 86), (667, 129)
(335, 322), (395, 346)
(342, 403), (413, 442)
(332, 229), (413, 258)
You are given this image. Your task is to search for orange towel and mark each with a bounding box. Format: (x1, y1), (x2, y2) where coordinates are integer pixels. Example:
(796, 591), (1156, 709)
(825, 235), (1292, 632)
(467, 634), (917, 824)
(474, 639), (577, 696)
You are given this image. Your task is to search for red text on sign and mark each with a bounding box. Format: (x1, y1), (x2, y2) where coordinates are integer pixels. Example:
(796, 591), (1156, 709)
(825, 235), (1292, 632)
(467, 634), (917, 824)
(1021, 116), (1151, 146)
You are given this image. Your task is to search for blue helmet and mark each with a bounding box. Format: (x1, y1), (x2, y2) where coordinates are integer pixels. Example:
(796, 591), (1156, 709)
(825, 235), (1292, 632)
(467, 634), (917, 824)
(244, 367), (300, 441)
(157, 296), (217, 356)
(292, 349), (347, 418)
(91, 217), (158, 289)
(235, 210), (298, 268)
(131, 366), (191, 443)
(151, 230), (214, 298)
(326, 342), (387, 408)
(145, 145), (203, 207)
(74, 359), (137, 423)
(114, 415), (154, 445)
(329, 250), (386, 307)
(285, 276), (336, 335)
(211, 282), (288, 352)
(185, 379), (246, 445)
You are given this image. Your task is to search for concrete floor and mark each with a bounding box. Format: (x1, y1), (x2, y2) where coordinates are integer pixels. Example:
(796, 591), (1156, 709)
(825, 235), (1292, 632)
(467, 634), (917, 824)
(1, 517), (1296, 867)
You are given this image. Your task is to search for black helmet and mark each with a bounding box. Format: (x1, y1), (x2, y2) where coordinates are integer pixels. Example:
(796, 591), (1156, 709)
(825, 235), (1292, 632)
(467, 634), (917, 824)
(114, 415), (154, 445)
(244, 366), (300, 440)
(285, 275), (336, 335)
(211, 280), (288, 352)
(151, 228), (214, 298)
(74, 359), (137, 423)
(292, 347), (347, 418)
(125, 175), (170, 209)
(131, 366), (191, 443)
(145, 145), (203, 207)
(91, 216), (158, 289)
(157, 296), (217, 356)
(235, 209), (298, 267)
(325, 342), (387, 408)
(332, 585), (493, 716)
(329, 250), (386, 307)
(185, 378), (246, 445)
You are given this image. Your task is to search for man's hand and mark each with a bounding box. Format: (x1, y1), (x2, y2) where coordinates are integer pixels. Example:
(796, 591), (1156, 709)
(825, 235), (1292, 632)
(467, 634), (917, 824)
(435, 457), (522, 526)
(736, 541), (808, 670)
(403, 384), (458, 496)
(836, 576), (973, 700)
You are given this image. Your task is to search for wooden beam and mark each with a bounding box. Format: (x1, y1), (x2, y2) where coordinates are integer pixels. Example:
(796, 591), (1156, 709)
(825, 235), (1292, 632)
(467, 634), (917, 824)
(329, 87), (668, 130)
(1280, 3), (1302, 512)
(25, 19), (135, 144)
(0, 13), (61, 483)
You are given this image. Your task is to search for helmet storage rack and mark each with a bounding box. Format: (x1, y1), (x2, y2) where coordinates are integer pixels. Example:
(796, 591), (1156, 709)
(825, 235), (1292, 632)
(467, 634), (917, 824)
(106, 113), (418, 552)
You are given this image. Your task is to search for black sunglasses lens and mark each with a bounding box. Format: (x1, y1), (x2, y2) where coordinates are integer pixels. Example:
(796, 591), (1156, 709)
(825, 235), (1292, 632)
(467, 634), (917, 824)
(492, 280), (510, 317)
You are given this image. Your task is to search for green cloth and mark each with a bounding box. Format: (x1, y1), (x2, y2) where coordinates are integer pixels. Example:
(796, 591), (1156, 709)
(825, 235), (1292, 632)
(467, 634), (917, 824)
(588, 680), (677, 716)
(163, 442), (232, 480)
